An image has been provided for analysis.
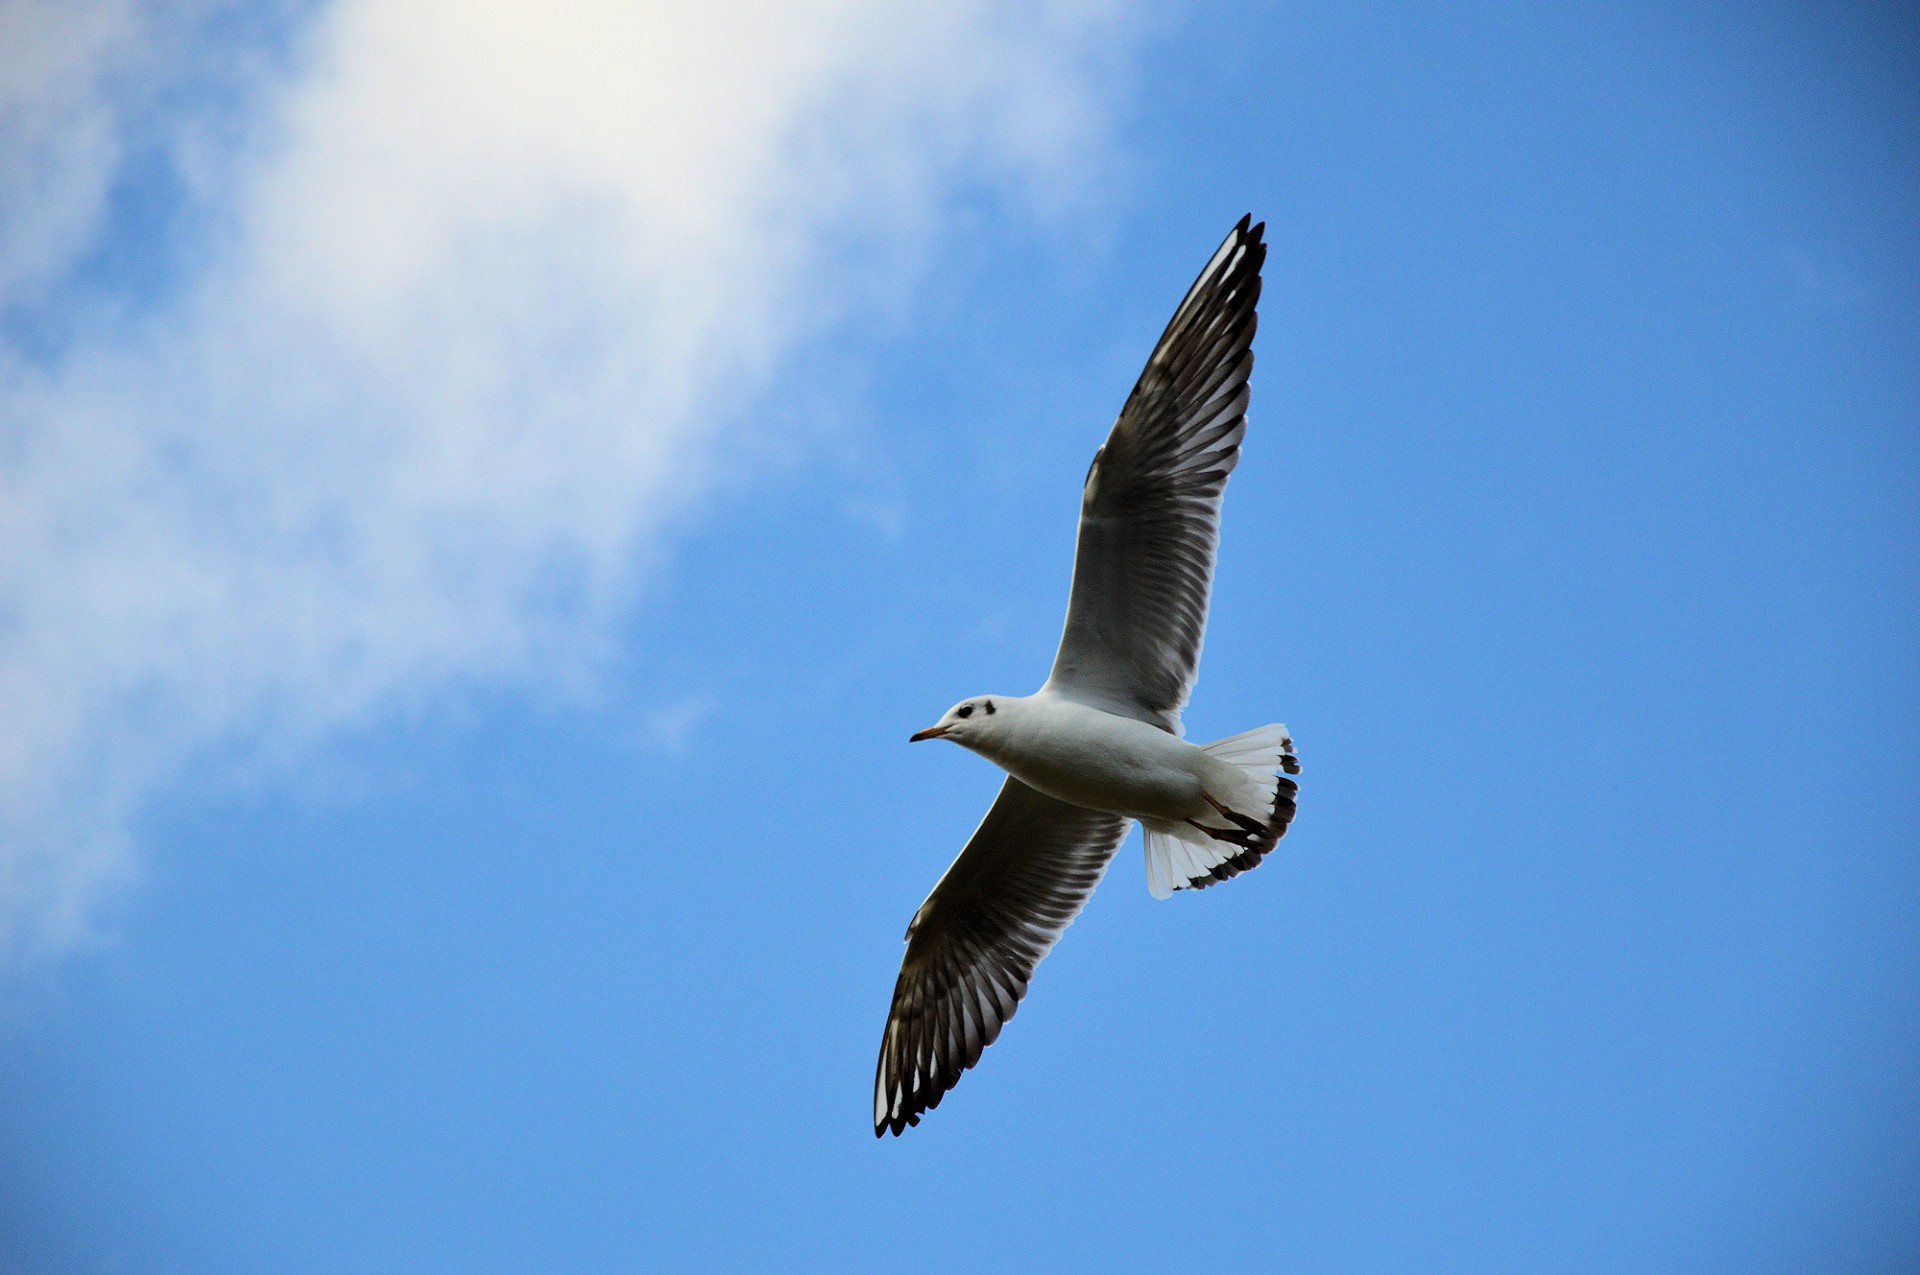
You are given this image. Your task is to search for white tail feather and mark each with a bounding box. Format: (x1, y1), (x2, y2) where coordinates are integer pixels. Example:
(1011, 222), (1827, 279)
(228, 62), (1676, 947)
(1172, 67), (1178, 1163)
(1143, 822), (1236, 898)
(1203, 721), (1298, 770)
(1142, 723), (1298, 897)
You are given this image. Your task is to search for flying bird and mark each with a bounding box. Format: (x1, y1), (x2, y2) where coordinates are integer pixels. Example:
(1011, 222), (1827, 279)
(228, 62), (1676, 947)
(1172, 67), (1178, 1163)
(875, 216), (1299, 1136)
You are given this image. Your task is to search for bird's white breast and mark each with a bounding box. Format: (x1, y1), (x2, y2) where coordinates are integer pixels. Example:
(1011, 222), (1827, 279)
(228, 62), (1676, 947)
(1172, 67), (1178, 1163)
(974, 693), (1210, 823)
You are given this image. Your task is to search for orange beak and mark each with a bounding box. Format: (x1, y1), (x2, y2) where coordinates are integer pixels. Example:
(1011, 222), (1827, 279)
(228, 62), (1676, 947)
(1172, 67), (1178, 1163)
(909, 724), (950, 742)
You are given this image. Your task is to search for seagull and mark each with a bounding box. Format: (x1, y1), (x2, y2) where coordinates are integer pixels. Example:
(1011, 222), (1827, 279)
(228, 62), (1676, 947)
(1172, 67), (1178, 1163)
(875, 216), (1300, 1136)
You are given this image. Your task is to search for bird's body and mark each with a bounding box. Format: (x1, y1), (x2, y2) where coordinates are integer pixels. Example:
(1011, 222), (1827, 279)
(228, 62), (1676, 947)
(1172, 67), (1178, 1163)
(927, 692), (1226, 825)
(875, 216), (1300, 1136)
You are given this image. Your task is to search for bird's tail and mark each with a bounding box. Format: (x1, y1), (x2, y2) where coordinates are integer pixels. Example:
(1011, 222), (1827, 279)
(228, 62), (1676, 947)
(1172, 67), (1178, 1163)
(1141, 724), (1299, 898)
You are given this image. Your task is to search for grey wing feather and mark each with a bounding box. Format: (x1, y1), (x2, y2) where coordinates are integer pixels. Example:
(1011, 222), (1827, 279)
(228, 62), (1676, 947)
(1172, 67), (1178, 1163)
(874, 778), (1128, 1136)
(1044, 216), (1266, 728)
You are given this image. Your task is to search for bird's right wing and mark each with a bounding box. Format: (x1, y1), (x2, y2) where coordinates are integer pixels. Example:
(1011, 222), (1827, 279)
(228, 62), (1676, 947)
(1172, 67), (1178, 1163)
(875, 778), (1129, 1136)
(1045, 216), (1265, 728)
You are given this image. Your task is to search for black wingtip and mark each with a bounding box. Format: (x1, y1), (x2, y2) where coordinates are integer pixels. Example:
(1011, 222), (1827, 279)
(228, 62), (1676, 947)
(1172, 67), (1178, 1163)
(875, 1109), (920, 1138)
(1222, 216), (1266, 284)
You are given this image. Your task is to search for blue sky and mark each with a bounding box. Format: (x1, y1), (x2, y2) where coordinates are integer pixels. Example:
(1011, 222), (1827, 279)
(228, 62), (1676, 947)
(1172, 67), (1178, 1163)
(2, 2), (1916, 1271)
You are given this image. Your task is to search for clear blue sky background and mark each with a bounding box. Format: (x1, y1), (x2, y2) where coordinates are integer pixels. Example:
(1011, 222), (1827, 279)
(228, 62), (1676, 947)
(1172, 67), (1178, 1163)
(3, 3), (1917, 1271)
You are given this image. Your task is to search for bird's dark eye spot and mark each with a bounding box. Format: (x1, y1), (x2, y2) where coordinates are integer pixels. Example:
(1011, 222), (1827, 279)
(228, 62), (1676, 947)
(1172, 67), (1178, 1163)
(956, 705), (974, 719)
(984, 701), (996, 715)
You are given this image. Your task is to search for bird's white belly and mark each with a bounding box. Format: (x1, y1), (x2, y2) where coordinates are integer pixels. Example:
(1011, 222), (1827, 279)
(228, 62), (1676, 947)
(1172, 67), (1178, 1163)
(985, 700), (1206, 823)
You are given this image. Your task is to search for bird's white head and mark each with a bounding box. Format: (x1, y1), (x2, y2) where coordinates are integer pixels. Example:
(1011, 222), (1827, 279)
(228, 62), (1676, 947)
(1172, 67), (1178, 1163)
(910, 697), (1006, 746)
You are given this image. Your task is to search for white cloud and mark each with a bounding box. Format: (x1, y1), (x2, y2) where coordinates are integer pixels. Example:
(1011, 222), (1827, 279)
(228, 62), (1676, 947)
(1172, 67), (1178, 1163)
(637, 692), (720, 760)
(0, 0), (1136, 963)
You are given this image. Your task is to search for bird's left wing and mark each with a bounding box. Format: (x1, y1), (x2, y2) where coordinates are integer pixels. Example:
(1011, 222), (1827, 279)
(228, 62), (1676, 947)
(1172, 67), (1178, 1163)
(875, 777), (1129, 1136)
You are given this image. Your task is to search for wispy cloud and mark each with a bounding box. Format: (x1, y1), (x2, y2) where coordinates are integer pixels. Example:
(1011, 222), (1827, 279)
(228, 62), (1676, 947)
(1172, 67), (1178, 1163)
(637, 692), (721, 760)
(0, 0), (1136, 962)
